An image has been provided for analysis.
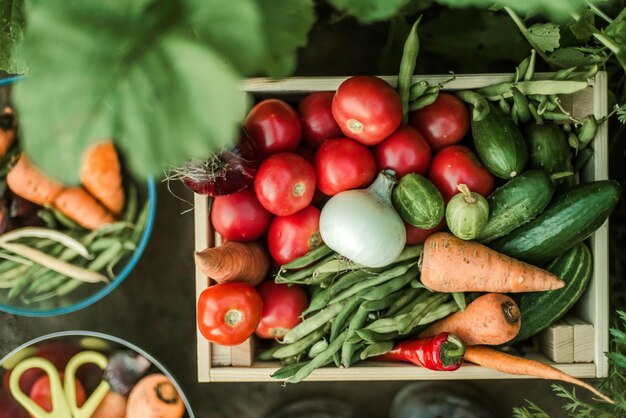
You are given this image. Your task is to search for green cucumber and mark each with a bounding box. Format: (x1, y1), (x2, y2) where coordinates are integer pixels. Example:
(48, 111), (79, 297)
(511, 243), (592, 343)
(524, 122), (575, 191)
(392, 174), (444, 229)
(471, 103), (528, 179)
(476, 169), (554, 244)
(445, 184), (489, 240)
(491, 180), (621, 265)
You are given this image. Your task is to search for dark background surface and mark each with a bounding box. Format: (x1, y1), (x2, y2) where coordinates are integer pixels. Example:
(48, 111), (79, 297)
(2, 10), (624, 417)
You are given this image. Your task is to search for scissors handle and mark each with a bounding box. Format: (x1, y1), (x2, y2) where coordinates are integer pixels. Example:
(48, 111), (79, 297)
(9, 357), (72, 418)
(64, 351), (110, 418)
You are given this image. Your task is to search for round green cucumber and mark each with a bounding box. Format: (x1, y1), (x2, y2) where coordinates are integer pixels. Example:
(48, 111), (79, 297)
(525, 122), (575, 191)
(392, 174), (444, 229)
(445, 184), (489, 240)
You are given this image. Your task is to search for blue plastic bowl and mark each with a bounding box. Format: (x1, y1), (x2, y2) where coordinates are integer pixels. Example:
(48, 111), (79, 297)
(0, 331), (195, 417)
(0, 76), (157, 316)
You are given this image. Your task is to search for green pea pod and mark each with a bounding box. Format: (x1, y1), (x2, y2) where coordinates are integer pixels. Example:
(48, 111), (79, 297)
(454, 90), (490, 121)
(514, 54), (531, 83)
(542, 111), (572, 122)
(568, 132), (581, 149)
(499, 97), (511, 115)
(574, 148), (593, 171)
(409, 81), (429, 101)
(511, 88), (530, 124)
(578, 115), (598, 148)
(398, 18), (421, 123)
(360, 342), (394, 360)
(409, 92), (438, 111)
(523, 49), (536, 81)
(308, 339), (329, 358)
(551, 67), (577, 80)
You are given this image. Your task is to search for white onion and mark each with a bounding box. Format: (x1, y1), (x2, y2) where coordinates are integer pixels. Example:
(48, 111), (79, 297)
(319, 171), (406, 268)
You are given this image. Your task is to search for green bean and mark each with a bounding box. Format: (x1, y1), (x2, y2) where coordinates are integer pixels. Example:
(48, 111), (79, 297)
(328, 269), (372, 296)
(524, 49), (536, 81)
(276, 254), (335, 284)
(395, 245), (423, 263)
(454, 90), (489, 121)
(580, 64), (599, 80)
(257, 346), (280, 361)
(551, 67), (577, 80)
(37, 210), (58, 229)
(123, 184), (138, 223)
(362, 290), (404, 311)
(0, 264), (30, 283)
(514, 54), (531, 83)
(271, 362), (308, 380)
(341, 307), (369, 368)
(282, 356), (300, 366)
(568, 132), (581, 149)
(511, 88), (530, 123)
(131, 202), (150, 243)
(499, 97), (511, 115)
(308, 339), (329, 358)
(88, 241), (123, 272)
(328, 263), (416, 305)
(301, 287), (331, 315)
(360, 342), (394, 360)
(477, 80), (588, 100)
(23, 270), (63, 296)
(527, 102), (542, 124)
(394, 289), (432, 316)
(386, 288), (421, 316)
(409, 92), (438, 111)
(363, 317), (400, 334)
(7, 266), (42, 299)
(282, 244), (333, 270)
(282, 303), (343, 344)
(398, 18), (421, 123)
(424, 85), (440, 95)
(452, 292), (466, 311)
(49, 206), (84, 231)
(574, 147), (593, 171)
(417, 301), (459, 326)
(356, 329), (398, 343)
(55, 278), (85, 296)
(398, 293), (449, 334)
(542, 111), (573, 122)
(106, 251), (127, 279)
(409, 81), (429, 101)
(273, 328), (326, 359)
(563, 123), (572, 133)
(89, 238), (123, 253)
(287, 333), (346, 384)
(361, 272), (416, 302)
(537, 97), (549, 115)
(313, 257), (360, 276)
(578, 115), (598, 148)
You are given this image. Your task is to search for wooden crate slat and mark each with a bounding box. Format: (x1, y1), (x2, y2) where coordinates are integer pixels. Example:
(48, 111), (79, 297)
(540, 321), (574, 363)
(565, 316), (595, 363)
(193, 193), (212, 382)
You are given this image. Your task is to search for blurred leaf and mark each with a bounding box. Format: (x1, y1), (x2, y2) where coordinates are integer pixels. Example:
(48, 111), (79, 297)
(605, 7), (626, 45)
(0, 0), (27, 74)
(327, 0), (411, 23)
(13, 0), (247, 183)
(257, 0), (316, 76)
(527, 23), (560, 52)
(432, 0), (589, 21)
(546, 46), (604, 68)
(568, 8), (595, 41)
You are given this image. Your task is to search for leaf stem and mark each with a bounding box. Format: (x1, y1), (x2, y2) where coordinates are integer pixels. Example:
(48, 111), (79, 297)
(585, 1), (612, 24)
(504, 7), (552, 65)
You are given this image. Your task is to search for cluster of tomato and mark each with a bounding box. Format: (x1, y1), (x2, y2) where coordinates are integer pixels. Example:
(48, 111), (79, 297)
(204, 75), (498, 345)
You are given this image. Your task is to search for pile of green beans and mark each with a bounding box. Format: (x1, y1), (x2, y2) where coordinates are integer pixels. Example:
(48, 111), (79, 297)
(265, 245), (458, 384)
(0, 186), (149, 305)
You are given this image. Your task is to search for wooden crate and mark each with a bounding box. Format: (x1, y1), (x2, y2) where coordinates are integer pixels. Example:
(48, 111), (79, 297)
(195, 72), (609, 382)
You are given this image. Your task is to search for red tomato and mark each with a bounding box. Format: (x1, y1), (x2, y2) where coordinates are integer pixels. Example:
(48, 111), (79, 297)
(244, 99), (302, 158)
(314, 138), (376, 196)
(405, 220), (445, 245)
(332, 76), (403, 145)
(373, 125), (432, 177)
(428, 145), (494, 202)
(211, 187), (272, 241)
(29, 373), (86, 412)
(298, 92), (342, 148)
(255, 281), (308, 339)
(267, 206), (321, 265)
(254, 153), (316, 216)
(197, 282), (263, 346)
(294, 145), (315, 163)
(409, 93), (469, 152)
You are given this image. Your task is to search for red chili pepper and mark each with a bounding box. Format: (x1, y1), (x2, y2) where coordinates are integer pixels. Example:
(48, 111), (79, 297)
(375, 333), (465, 371)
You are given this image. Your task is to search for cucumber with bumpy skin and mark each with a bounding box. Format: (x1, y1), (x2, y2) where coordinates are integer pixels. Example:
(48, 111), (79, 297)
(392, 174), (445, 229)
(511, 243), (592, 343)
(476, 169), (554, 244)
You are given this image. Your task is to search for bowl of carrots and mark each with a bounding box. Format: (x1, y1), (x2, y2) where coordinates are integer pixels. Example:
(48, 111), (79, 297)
(0, 331), (194, 418)
(0, 77), (156, 316)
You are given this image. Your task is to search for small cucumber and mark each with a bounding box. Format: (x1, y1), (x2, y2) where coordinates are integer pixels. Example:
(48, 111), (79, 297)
(471, 103), (528, 179)
(524, 122), (575, 191)
(511, 243), (592, 343)
(392, 174), (445, 229)
(491, 180), (621, 265)
(445, 184), (489, 240)
(476, 169), (554, 244)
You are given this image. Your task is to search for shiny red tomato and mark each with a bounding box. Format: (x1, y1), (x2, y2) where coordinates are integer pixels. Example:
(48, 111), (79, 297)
(314, 138), (376, 196)
(197, 283), (263, 346)
(255, 153), (316, 216)
(409, 93), (469, 152)
(267, 206), (321, 265)
(373, 125), (432, 177)
(244, 99), (302, 158)
(30, 373), (86, 412)
(332, 76), (403, 145)
(428, 145), (494, 202)
(211, 187), (272, 241)
(255, 281), (308, 339)
(298, 92), (342, 148)
(404, 220), (445, 245)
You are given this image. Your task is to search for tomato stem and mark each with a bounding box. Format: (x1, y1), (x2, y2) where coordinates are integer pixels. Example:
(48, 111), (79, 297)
(224, 309), (242, 327)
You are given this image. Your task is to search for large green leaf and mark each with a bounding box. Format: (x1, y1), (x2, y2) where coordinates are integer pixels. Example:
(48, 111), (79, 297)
(13, 1), (247, 183)
(527, 23), (560, 53)
(0, 0), (26, 74)
(327, 0), (411, 24)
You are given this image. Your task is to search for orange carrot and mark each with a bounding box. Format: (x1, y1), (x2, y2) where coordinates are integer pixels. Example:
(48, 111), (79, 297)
(421, 232), (565, 293)
(92, 392), (127, 418)
(126, 374), (185, 418)
(195, 241), (269, 286)
(0, 108), (16, 158)
(6, 154), (64, 206)
(54, 187), (115, 230)
(465, 346), (614, 404)
(80, 141), (125, 215)
(419, 293), (521, 345)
